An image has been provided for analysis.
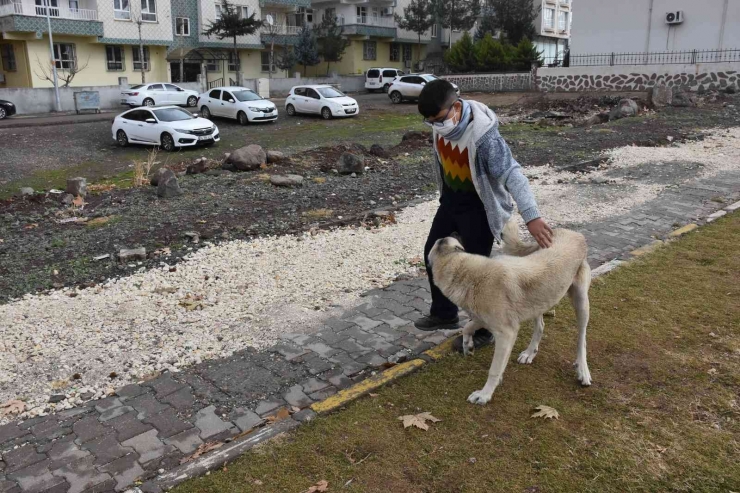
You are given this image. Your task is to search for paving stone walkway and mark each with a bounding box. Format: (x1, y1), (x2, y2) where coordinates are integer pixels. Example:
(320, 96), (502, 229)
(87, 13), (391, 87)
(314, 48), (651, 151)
(1, 170), (739, 493)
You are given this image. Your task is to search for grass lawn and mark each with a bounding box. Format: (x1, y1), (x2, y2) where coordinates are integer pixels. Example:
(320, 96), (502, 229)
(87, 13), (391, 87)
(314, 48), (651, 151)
(175, 213), (740, 493)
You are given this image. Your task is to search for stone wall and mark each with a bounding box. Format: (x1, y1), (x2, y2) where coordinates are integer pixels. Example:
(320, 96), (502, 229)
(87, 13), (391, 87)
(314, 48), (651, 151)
(537, 63), (740, 93)
(442, 72), (533, 93)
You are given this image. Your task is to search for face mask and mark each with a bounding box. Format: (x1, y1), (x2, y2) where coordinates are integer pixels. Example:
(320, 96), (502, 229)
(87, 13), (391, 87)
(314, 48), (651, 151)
(434, 112), (459, 137)
(435, 100), (471, 140)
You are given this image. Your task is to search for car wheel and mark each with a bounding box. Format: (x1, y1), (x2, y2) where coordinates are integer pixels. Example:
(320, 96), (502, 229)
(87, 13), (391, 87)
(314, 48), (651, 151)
(200, 106), (211, 119)
(390, 91), (403, 104)
(187, 96), (197, 107)
(0, 107), (6, 120)
(286, 104), (296, 116)
(143, 98), (155, 107)
(237, 111), (249, 125)
(160, 133), (176, 152)
(383, 84), (390, 93)
(116, 129), (128, 147)
(321, 107), (332, 120)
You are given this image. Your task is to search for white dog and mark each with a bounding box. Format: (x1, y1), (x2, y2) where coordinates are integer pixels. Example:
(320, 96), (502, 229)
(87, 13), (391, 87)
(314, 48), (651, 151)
(428, 220), (592, 405)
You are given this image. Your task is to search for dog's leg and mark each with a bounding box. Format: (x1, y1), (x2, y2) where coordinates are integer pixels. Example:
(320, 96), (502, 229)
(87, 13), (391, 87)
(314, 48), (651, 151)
(468, 325), (517, 406)
(461, 318), (484, 356)
(569, 261), (592, 386)
(517, 315), (544, 364)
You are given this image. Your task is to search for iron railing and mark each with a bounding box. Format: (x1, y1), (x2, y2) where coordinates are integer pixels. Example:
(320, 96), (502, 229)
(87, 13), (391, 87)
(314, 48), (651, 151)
(207, 78), (223, 89)
(543, 49), (740, 67)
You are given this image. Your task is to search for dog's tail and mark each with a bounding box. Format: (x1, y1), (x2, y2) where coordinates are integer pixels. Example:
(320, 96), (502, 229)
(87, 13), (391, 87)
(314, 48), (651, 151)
(502, 220), (540, 257)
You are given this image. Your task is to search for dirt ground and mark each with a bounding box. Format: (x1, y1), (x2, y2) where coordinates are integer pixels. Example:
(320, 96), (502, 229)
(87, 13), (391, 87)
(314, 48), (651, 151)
(0, 91), (738, 302)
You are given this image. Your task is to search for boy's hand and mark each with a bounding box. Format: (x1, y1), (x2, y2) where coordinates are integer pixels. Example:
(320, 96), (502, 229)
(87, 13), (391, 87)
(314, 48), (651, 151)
(527, 218), (554, 248)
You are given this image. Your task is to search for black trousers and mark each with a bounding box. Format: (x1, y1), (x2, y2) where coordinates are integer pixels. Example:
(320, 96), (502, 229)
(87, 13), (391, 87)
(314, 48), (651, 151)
(424, 203), (494, 319)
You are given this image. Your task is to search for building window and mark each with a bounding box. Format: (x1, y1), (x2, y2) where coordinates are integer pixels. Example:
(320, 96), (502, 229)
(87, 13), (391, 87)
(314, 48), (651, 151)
(176, 17), (190, 35)
(53, 43), (75, 69)
(431, 24), (437, 37)
(260, 52), (276, 72)
(206, 58), (219, 71)
(132, 46), (150, 70)
(389, 43), (399, 62)
(228, 51), (239, 72)
(356, 6), (366, 23)
(113, 0), (130, 19)
(363, 40), (376, 60)
(0, 44), (16, 71)
(239, 6), (249, 19)
(544, 8), (554, 29)
(324, 7), (335, 21)
(402, 44), (412, 62)
(296, 7), (312, 24)
(557, 11), (567, 31)
(35, 0), (59, 17)
(140, 0), (156, 22)
(68, 0), (78, 11)
(214, 3), (222, 19)
(105, 45), (124, 71)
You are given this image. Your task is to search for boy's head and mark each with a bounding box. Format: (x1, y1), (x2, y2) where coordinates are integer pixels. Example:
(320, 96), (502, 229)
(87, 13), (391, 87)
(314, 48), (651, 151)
(418, 79), (458, 119)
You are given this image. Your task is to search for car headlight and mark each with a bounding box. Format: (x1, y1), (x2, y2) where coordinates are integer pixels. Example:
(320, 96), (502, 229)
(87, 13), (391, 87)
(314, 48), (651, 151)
(174, 128), (194, 134)
(248, 107), (263, 112)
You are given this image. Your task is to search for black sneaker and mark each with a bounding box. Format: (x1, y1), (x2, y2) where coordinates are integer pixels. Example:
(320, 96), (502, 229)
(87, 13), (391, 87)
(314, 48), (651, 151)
(453, 328), (494, 353)
(414, 314), (460, 331)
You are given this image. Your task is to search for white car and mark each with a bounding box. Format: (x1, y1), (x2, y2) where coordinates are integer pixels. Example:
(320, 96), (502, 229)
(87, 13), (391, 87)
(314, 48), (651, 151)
(388, 74), (459, 104)
(365, 67), (404, 93)
(197, 87), (277, 125)
(285, 85), (359, 120)
(120, 83), (199, 108)
(112, 106), (219, 152)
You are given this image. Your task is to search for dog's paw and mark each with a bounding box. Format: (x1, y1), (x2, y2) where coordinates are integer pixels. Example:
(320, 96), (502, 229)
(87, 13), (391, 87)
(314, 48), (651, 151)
(517, 348), (537, 364)
(462, 336), (474, 356)
(467, 390), (492, 406)
(575, 363), (592, 386)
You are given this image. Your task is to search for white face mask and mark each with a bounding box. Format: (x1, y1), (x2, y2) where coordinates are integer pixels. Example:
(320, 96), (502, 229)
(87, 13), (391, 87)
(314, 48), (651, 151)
(434, 105), (460, 137)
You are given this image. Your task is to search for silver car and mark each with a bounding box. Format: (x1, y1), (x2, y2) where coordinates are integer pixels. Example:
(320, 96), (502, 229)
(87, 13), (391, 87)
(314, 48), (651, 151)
(388, 74), (459, 104)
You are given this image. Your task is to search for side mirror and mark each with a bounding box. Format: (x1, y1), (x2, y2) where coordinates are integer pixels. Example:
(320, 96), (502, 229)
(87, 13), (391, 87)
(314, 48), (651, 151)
(145, 118), (156, 124)
(229, 99), (235, 103)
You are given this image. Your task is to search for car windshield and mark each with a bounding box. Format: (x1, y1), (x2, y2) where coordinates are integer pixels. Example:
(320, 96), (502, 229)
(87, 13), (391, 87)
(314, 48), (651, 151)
(317, 87), (345, 98)
(129, 84), (144, 90)
(152, 108), (194, 122)
(421, 74), (438, 82)
(233, 90), (262, 102)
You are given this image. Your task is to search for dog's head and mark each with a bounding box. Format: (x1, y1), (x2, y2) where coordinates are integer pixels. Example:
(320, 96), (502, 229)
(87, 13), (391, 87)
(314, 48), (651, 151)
(428, 236), (466, 268)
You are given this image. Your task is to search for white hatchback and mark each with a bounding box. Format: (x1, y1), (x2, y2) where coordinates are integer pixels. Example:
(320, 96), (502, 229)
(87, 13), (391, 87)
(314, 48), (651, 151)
(285, 85), (359, 120)
(388, 74), (459, 104)
(112, 106), (220, 152)
(197, 87), (277, 125)
(120, 83), (199, 108)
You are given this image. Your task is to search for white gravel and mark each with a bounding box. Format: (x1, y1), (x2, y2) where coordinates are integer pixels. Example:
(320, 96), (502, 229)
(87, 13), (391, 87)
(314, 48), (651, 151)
(2, 127), (739, 421)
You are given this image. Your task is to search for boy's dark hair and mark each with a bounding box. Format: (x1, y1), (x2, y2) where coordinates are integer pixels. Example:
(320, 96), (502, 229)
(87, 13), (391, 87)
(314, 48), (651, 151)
(418, 79), (458, 118)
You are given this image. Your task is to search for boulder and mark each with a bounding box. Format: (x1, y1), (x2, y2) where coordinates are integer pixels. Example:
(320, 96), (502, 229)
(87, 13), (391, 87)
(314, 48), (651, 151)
(186, 157), (208, 175)
(221, 161), (236, 172)
(338, 152), (365, 175)
(609, 98), (639, 120)
(157, 169), (182, 198)
(671, 90), (695, 107)
(119, 247), (146, 262)
(226, 144), (266, 171)
(270, 174), (303, 187)
(65, 177), (87, 197)
(648, 85), (673, 107)
(369, 144), (389, 159)
(150, 167), (170, 186)
(266, 150), (285, 163)
(725, 85), (737, 95)
(19, 187), (35, 197)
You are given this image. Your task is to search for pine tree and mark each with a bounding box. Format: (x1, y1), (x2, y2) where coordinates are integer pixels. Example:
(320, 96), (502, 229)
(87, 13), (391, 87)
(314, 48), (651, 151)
(394, 0), (433, 65)
(512, 37), (542, 70)
(488, 0), (539, 45)
(317, 14), (349, 75)
(474, 11), (497, 42)
(276, 44), (297, 77)
(475, 33), (510, 71)
(294, 25), (321, 75)
(432, 0), (480, 47)
(202, 0), (263, 77)
(444, 31), (476, 73)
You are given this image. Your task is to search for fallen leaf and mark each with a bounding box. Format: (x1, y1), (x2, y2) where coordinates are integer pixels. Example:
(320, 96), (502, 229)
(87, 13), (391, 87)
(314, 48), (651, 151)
(179, 441), (224, 464)
(24, 223), (38, 230)
(72, 196), (85, 207)
(0, 399), (25, 416)
(397, 412), (441, 431)
(369, 393), (379, 398)
(531, 405), (560, 420)
(265, 407), (291, 423)
(305, 480), (329, 493)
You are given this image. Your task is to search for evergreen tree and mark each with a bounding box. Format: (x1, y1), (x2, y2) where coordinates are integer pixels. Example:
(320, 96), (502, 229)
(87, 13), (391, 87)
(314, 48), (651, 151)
(512, 37), (542, 70)
(276, 44), (297, 77)
(317, 14), (349, 75)
(488, 0), (539, 45)
(432, 0), (481, 47)
(202, 0), (262, 76)
(394, 0), (433, 64)
(474, 11), (497, 42)
(444, 31), (476, 73)
(294, 25), (321, 75)
(475, 33), (510, 71)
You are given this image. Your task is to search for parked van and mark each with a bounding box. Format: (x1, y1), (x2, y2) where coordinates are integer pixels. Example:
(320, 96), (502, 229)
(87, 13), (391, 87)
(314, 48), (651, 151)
(365, 68), (404, 93)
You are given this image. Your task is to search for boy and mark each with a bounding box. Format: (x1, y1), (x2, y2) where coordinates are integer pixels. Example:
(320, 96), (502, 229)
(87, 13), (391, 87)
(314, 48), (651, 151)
(415, 79), (553, 350)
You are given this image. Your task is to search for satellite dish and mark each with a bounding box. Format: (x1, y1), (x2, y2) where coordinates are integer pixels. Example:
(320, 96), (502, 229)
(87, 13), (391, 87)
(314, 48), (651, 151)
(265, 14), (274, 26)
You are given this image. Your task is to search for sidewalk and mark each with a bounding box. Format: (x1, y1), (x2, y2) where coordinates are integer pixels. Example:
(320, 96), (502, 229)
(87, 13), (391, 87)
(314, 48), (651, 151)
(0, 110), (116, 130)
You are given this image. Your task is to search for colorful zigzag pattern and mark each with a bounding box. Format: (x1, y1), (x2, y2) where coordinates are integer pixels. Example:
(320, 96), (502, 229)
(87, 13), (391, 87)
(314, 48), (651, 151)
(436, 135), (475, 193)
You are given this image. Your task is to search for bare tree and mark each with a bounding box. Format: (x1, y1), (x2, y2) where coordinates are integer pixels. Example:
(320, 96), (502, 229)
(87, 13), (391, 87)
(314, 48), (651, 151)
(34, 54), (90, 88)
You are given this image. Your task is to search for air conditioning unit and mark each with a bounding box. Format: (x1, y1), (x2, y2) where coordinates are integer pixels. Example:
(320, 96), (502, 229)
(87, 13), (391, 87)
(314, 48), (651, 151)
(665, 11), (683, 24)
(381, 7), (393, 16)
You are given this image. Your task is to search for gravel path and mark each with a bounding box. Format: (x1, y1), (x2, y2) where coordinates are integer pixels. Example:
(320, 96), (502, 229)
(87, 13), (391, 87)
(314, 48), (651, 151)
(2, 127), (739, 422)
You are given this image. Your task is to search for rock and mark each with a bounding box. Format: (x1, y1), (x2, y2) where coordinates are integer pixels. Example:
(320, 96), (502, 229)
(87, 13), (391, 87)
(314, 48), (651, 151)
(221, 161), (236, 172)
(369, 144), (389, 158)
(119, 247), (146, 262)
(226, 144), (266, 171)
(401, 130), (432, 142)
(65, 177), (87, 197)
(590, 177), (608, 185)
(157, 169), (182, 198)
(19, 187), (35, 197)
(49, 394), (66, 403)
(388, 350), (408, 365)
(725, 85), (737, 94)
(150, 167), (170, 186)
(184, 231), (200, 243)
(61, 193), (74, 205)
(270, 174), (303, 187)
(186, 158), (208, 175)
(266, 150), (285, 163)
(584, 112), (610, 126)
(338, 152), (364, 175)
(671, 90), (695, 107)
(609, 99), (639, 120)
(648, 85), (673, 107)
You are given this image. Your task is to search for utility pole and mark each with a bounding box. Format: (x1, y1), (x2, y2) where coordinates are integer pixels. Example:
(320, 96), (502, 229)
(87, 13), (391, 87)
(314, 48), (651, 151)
(44, 0), (61, 112)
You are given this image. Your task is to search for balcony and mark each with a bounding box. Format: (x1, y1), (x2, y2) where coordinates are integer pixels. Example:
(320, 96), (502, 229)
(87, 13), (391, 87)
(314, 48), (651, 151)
(259, 0), (311, 8)
(260, 24), (303, 45)
(337, 15), (396, 38)
(0, 0), (102, 36)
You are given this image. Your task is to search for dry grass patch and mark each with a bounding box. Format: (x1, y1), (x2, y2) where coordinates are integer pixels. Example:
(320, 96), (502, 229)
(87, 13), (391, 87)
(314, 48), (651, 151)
(302, 209), (334, 220)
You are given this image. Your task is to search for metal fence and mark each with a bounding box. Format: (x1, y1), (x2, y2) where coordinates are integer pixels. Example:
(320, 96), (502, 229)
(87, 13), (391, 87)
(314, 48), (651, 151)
(542, 49), (740, 68)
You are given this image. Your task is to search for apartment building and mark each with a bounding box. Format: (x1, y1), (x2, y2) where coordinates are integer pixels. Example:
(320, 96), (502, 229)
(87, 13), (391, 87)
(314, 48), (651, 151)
(533, 0), (571, 64)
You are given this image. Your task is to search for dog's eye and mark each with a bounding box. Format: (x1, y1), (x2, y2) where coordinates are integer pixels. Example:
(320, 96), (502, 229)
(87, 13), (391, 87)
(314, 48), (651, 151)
(454, 245), (464, 252)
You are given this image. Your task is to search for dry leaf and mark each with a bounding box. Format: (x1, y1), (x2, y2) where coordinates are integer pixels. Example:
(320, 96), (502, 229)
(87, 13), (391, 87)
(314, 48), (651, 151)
(369, 393), (379, 398)
(531, 405), (560, 420)
(305, 480), (329, 493)
(72, 196), (85, 207)
(24, 223), (38, 230)
(397, 412), (441, 431)
(0, 399), (26, 416)
(179, 441), (223, 464)
(265, 407), (290, 423)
